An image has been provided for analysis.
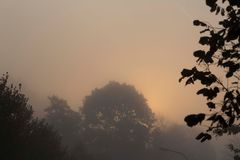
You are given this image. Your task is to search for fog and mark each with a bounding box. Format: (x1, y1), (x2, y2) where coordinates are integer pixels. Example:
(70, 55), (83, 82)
(42, 83), (218, 160)
(0, 0), (218, 122)
(0, 0), (238, 160)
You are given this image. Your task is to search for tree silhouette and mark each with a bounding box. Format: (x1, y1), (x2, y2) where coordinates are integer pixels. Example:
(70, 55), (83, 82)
(81, 81), (155, 160)
(45, 96), (91, 160)
(0, 73), (68, 160)
(180, 0), (240, 142)
(45, 96), (82, 148)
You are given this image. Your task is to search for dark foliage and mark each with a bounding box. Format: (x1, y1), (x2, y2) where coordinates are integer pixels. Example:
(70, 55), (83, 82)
(180, 0), (240, 142)
(45, 96), (82, 148)
(0, 73), (68, 160)
(45, 81), (216, 160)
(45, 96), (91, 160)
(81, 81), (155, 160)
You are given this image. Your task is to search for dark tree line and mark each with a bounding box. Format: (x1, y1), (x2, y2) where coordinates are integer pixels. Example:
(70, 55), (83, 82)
(45, 81), (215, 160)
(0, 73), (69, 160)
(0, 72), (215, 160)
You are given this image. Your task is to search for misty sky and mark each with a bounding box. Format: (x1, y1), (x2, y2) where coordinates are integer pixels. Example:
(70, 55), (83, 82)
(0, 0), (219, 123)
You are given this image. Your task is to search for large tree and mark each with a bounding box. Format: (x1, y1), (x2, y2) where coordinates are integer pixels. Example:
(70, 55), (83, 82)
(81, 81), (155, 160)
(0, 73), (68, 160)
(180, 0), (240, 143)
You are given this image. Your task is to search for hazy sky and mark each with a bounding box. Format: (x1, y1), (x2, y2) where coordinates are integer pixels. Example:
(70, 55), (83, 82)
(0, 0), (218, 123)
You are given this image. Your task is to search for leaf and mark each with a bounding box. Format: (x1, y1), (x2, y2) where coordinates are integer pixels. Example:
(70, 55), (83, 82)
(185, 77), (194, 85)
(197, 113), (206, 124)
(196, 132), (205, 140)
(210, 3), (217, 12)
(199, 36), (210, 45)
(206, 0), (217, 7)
(193, 20), (207, 26)
(197, 87), (219, 100)
(204, 51), (214, 63)
(200, 133), (212, 142)
(221, 8), (225, 16)
(196, 132), (212, 142)
(181, 69), (193, 77)
(193, 20), (201, 26)
(228, 0), (240, 6)
(226, 71), (234, 78)
(207, 102), (216, 109)
(216, 6), (221, 15)
(226, 28), (239, 41)
(197, 88), (209, 95)
(193, 50), (205, 58)
(226, 6), (233, 12)
(184, 114), (199, 127)
(222, 61), (235, 68)
(184, 113), (205, 127)
(179, 77), (184, 83)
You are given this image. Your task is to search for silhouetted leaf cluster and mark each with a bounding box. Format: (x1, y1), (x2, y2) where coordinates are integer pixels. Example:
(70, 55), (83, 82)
(180, 0), (240, 142)
(180, 67), (217, 87)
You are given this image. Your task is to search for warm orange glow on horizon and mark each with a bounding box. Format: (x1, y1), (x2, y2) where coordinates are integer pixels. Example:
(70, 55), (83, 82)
(0, 0), (217, 124)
